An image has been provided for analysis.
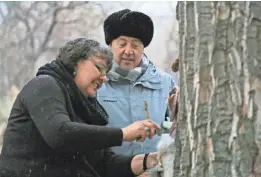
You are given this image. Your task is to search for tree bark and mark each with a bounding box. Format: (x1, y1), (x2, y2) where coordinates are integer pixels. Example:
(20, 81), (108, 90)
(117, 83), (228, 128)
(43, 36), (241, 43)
(173, 1), (261, 177)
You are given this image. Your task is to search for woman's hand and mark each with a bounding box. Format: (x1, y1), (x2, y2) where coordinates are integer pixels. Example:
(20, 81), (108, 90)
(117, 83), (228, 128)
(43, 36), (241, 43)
(121, 120), (160, 142)
(137, 172), (149, 177)
(131, 152), (161, 176)
(145, 152), (159, 169)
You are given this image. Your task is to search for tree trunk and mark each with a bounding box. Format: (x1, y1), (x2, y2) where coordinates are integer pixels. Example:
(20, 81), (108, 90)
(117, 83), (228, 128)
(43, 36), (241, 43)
(173, 1), (261, 177)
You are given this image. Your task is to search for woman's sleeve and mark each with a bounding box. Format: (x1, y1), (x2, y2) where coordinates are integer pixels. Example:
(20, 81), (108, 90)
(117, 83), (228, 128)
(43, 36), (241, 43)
(102, 148), (135, 177)
(21, 76), (123, 153)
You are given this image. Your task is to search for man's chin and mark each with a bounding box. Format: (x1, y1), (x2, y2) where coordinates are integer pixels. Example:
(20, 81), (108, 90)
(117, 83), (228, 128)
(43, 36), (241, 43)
(119, 61), (135, 70)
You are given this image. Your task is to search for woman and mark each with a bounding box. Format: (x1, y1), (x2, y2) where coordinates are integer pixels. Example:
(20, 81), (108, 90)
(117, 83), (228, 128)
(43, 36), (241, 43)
(0, 38), (161, 177)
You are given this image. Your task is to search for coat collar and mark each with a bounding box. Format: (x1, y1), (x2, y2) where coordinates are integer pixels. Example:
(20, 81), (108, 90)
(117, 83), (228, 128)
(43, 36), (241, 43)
(107, 62), (163, 90)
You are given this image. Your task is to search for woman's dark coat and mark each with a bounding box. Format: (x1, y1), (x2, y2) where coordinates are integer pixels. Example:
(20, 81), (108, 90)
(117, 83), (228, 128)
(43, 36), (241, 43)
(0, 72), (134, 177)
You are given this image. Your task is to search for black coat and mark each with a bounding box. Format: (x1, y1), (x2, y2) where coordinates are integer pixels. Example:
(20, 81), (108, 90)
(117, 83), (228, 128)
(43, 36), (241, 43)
(0, 75), (135, 177)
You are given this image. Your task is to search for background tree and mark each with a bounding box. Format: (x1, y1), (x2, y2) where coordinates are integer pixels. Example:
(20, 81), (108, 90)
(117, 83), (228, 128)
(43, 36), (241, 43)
(172, 1), (261, 177)
(0, 1), (109, 98)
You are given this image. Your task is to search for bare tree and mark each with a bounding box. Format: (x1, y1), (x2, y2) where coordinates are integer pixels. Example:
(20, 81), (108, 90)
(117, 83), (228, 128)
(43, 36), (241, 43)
(170, 1), (261, 177)
(0, 1), (109, 98)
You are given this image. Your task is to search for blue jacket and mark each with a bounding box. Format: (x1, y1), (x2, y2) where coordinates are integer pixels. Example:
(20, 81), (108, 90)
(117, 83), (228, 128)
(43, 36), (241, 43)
(97, 62), (175, 155)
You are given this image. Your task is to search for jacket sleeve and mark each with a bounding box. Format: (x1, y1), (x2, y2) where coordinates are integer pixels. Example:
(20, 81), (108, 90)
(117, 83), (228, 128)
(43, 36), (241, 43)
(102, 148), (135, 177)
(170, 75), (177, 91)
(21, 76), (123, 153)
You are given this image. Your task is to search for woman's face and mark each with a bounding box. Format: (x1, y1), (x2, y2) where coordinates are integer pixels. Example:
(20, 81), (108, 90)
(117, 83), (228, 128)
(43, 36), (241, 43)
(74, 56), (108, 97)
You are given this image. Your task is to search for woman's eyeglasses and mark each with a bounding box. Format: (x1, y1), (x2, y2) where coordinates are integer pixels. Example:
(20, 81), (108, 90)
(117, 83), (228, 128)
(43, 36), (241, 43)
(90, 59), (107, 76)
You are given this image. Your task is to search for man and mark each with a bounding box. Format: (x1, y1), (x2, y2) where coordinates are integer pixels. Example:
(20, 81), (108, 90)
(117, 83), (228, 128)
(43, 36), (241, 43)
(97, 9), (176, 156)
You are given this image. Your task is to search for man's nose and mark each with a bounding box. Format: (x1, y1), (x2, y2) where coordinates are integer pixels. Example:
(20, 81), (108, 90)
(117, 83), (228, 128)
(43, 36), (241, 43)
(124, 45), (133, 55)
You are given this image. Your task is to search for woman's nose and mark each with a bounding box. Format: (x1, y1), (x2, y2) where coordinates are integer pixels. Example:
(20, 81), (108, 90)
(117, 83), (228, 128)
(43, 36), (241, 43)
(100, 75), (108, 82)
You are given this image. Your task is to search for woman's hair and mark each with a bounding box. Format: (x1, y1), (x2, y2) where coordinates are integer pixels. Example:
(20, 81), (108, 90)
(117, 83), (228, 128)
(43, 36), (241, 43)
(56, 38), (113, 72)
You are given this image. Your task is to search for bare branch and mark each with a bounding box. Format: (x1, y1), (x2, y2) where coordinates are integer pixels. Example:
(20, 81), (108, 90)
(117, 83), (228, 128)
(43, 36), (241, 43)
(39, 7), (59, 53)
(39, 1), (90, 53)
(13, 12), (35, 50)
(57, 19), (82, 24)
(90, 2), (108, 17)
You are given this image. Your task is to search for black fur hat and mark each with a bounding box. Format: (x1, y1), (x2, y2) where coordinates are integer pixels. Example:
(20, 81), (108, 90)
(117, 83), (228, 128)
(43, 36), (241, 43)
(104, 9), (154, 48)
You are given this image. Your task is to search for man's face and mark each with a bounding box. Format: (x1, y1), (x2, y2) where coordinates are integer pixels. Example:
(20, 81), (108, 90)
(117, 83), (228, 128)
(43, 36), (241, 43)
(110, 36), (144, 70)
